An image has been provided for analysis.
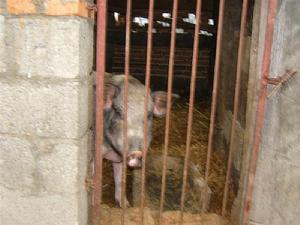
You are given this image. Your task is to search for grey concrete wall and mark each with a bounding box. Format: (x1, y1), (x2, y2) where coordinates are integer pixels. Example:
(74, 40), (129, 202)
(0, 15), (94, 225)
(232, 0), (300, 224)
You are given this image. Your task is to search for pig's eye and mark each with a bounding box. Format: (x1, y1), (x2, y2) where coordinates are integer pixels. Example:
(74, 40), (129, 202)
(147, 112), (153, 119)
(114, 107), (124, 119)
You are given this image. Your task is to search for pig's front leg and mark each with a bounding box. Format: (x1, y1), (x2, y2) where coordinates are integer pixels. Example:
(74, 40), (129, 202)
(113, 162), (130, 207)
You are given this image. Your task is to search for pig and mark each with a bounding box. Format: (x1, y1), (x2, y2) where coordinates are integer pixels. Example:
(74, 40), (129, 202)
(102, 73), (178, 207)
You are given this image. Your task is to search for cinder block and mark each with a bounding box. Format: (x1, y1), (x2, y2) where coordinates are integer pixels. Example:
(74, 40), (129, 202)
(5, 16), (93, 78)
(45, 0), (92, 17)
(0, 1), (7, 15)
(0, 131), (91, 225)
(0, 77), (93, 138)
(0, 135), (36, 193)
(6, 0), (93, 17)
(6, 0), (36, 14)
(0, 186), (88, 225)
(35, 133), (90, 194)
(0, 15), (6, 73)
(0, 132), (91, 195)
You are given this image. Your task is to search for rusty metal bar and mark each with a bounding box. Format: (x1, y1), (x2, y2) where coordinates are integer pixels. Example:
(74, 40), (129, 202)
(158, 0), (179, 224)
(179, 0), (202, 223)
(92, 0), (107, 224)
(121, 0), (132, 224)
(242, 0), (277, 224)
(221, 0), (249, 216)
(203, 0), (225, 212)
(140, 0), (155, 224)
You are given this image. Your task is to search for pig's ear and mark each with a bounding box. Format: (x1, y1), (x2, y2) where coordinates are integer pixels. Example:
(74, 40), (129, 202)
(104, 83), (120, 109)
(151, 91), (180, 117)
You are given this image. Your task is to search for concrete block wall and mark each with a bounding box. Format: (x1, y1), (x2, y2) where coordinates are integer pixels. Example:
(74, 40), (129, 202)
(0, 1), (94, 225)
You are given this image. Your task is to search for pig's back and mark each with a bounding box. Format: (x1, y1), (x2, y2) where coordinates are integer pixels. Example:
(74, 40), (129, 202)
(105, 73), (144, 90)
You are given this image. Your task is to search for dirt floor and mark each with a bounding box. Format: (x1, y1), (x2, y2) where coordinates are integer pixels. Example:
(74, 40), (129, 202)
(101, 100), (234, 217)
(99, 205), (231, 225)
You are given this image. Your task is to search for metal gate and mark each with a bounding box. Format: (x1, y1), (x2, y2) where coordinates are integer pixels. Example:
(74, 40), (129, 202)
(92, 0), (278, 224)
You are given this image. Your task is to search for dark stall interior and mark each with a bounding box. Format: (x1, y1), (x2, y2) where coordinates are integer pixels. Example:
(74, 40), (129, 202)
(106, 0), (217, 99)
(98, 0), (254, 223)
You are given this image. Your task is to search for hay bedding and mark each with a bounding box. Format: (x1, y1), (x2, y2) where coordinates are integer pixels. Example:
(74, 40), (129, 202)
(100, 101), (232, 220)
(100, 205), (231, 225)
(150, 101), (227, 214)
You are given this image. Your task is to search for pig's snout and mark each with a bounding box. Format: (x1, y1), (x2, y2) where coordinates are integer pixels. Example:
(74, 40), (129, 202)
(127, 151), (143, 168)
(128, 157), (141, 167)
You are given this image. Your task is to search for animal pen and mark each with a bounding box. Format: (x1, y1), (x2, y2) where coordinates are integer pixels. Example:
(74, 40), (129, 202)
(1, 0), (299, 225)
(92, 0), (278, 224)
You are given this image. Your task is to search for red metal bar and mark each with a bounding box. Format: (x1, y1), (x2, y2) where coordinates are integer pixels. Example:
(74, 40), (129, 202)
(179, 0), (202, 223)
(242, 0), (277, 224)
(92, 0), (107, 224)
(140, 0), (155, 224)
(203, 0), (225, 212)
(158, 0), (179, 224)
(221, 0), (249, 216)
(121, 0), (132, 224)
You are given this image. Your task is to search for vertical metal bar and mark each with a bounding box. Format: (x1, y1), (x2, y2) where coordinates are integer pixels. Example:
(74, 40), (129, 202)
(179, 0), (202, 224)
(242, 0), (277, 224)
(158, 0), (179, 224)
(221, 0), (249, 216)
(121, 0), (132, 224)
(93, 0), (107, 224)
(203, 0), (225, 212)
(140, 0), (155, 224)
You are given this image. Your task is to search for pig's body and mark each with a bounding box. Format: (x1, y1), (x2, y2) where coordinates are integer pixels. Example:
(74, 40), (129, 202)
(101, 73), (177, 207)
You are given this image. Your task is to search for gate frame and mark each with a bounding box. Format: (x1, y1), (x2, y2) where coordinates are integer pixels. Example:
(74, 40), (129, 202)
(92, 1), (278, 225)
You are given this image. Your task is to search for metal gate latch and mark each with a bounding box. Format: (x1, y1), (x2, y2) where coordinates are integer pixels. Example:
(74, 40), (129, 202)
(267, 69), (297, 97)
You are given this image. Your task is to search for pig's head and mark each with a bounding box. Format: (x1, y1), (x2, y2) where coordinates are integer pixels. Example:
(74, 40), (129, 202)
(104, 75), (178, 168)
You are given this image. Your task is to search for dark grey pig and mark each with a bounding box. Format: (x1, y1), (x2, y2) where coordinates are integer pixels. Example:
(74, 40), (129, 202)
(102, 73), (178, 207)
